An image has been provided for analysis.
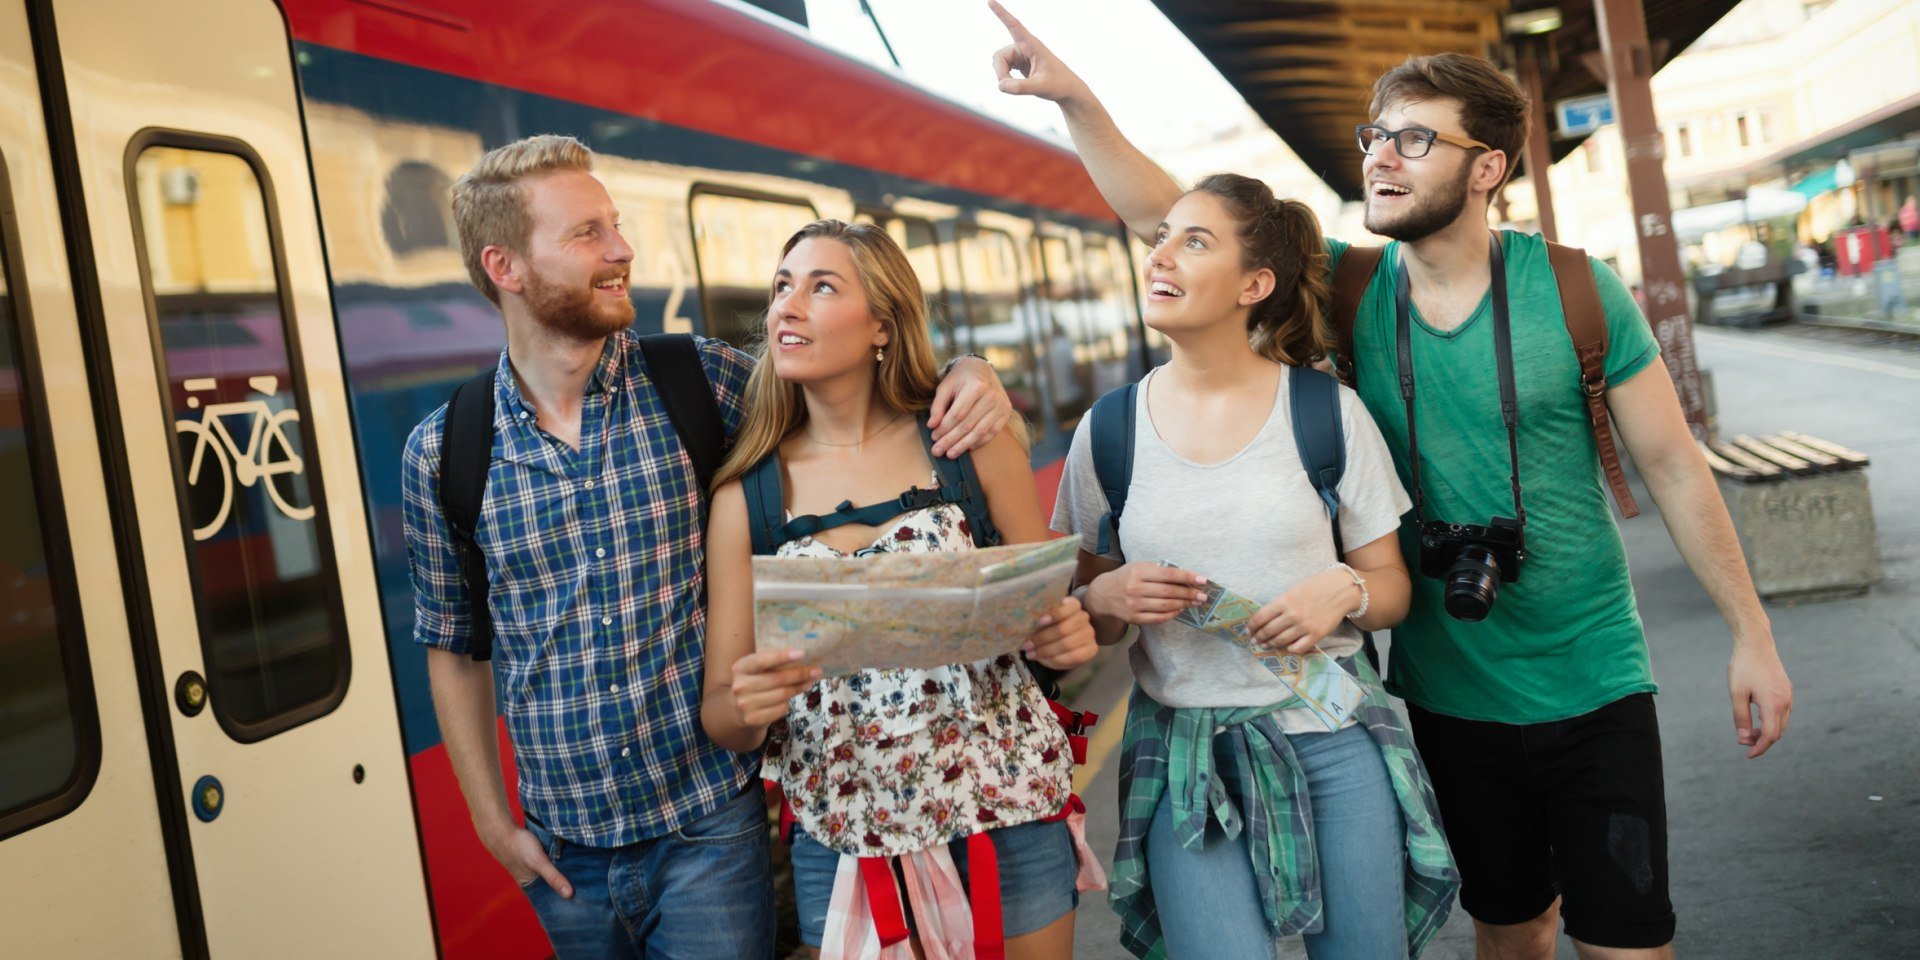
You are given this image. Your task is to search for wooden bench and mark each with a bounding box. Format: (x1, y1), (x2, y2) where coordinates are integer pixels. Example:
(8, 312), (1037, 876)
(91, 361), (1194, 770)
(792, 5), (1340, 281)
(1700, 432), (1881, 601)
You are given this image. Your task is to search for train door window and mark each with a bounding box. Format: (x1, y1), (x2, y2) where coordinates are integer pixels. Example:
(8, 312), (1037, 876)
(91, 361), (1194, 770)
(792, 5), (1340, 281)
(689, 188), (818, 348)
(952, 223), (1041, 434)
(1034, 231), (1093, 431)
(0, 153), (99, 836)
(130, 141), (348, 741)
(1083, 234), (1138, 392)
(873, 214), (956, 362)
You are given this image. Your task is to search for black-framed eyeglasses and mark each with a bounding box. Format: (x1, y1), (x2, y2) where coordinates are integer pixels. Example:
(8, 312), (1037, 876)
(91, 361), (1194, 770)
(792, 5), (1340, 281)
(1355, 124), (1493, 159)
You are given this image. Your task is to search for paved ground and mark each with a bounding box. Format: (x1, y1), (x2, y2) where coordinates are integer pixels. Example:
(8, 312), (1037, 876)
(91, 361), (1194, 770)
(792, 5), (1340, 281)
(1060, 323), (1920, 959)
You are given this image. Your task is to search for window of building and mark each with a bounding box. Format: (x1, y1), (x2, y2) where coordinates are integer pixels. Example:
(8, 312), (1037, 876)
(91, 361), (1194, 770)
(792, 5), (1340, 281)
(131, 139), (348, 741)
(1735, 112), (1752, 148)
(380, 161), (456, 255)
(1675, 123), (1694, 159)
(950, 223), (1041, 434)
(689, 188), (819, 348)
(0, 152), (99, 837)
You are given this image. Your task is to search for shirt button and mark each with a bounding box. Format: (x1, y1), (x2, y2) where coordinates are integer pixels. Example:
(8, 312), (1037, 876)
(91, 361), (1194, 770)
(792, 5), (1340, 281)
(596, 548), (607, 558)
(517, 411), (528, 419)
(601, 616), (613, 626)
(584, 479), (596, 489)
(610, 683), (620, 693)
(621, 747), (632, 758)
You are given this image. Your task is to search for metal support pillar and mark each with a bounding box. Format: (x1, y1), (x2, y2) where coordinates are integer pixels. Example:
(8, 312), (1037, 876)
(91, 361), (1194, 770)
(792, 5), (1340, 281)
(1520, 52), (1559, 243)
(1594, 0), (1709, 437)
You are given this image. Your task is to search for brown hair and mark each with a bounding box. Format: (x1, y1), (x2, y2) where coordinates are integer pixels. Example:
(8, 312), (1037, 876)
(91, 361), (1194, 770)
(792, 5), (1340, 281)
(1369, 53), (1529, 186)
(1188, 173), (1332, 366)
(450, 134), (595, 305)
(712, 220), (1028, 489)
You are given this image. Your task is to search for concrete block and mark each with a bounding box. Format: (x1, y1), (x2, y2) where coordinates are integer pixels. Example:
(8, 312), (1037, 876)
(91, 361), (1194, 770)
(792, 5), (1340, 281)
(1719, 471), (1883, 602)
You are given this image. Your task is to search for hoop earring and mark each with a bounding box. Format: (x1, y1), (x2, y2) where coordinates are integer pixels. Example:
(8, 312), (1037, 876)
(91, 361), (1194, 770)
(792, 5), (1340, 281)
(875, 346), (885, 363)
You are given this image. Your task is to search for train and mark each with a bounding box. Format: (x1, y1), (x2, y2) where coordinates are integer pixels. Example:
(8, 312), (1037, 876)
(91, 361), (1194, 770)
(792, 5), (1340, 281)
(0, 0), (1159, 956)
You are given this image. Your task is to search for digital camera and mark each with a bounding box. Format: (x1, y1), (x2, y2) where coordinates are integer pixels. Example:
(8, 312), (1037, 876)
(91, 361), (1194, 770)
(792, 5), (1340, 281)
(1418, 517), (1525, 623)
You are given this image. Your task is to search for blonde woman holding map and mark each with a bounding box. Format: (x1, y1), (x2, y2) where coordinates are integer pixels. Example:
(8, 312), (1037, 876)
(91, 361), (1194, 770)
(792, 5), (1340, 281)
(1038, 169), (1463, 959)
(700, 219), (1099, 959)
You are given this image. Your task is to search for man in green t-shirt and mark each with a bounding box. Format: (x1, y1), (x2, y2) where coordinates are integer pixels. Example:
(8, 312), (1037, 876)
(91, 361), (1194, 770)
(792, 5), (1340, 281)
(990, 4), (1792, 957)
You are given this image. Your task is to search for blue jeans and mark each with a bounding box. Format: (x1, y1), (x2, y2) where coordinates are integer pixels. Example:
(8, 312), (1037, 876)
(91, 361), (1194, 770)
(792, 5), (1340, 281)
(521, 779), (775, 959)
(1146, 722), (1407, 960)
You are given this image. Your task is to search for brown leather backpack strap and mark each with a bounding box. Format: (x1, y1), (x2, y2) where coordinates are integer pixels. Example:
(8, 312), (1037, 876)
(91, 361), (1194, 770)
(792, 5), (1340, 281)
(1547, 241), (1640, 519)
(1329, 245), (1385, 386)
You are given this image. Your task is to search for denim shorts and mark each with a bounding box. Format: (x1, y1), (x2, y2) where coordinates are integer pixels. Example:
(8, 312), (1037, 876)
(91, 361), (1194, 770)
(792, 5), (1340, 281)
(788, 816), (1079, 947)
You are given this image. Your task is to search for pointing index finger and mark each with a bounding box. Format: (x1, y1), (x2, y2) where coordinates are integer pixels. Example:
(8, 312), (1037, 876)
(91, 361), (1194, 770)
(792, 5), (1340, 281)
(988, 0), (1032, 41)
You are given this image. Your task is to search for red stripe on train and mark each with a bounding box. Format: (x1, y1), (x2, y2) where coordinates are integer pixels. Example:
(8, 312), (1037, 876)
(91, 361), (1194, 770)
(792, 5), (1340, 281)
(282, 0), (1117, 222)
(408, 718), (551, 960)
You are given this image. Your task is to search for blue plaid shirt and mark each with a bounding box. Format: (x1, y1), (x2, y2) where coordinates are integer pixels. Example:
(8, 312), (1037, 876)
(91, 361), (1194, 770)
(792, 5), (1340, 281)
(401, 332), (756, 847)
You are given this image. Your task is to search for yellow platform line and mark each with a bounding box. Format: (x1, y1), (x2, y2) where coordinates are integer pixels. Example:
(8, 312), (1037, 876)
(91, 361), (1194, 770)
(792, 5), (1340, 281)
(1072, 685), (1131, 795)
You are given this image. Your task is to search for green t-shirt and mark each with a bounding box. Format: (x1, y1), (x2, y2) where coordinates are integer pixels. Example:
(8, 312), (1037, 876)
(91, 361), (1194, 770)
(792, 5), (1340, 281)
(1327, 230), (1661, 724)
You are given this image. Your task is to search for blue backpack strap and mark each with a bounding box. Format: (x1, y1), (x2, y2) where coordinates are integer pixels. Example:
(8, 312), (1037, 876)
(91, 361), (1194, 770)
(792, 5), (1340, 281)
(1088, 383), (1137, 558)
(919, 414), (1001, 548)
(439, 367), (499, 661)
(638, 333), (728, 496)
(1288, 365), (1347, 538)
(740, 454), (788, 557)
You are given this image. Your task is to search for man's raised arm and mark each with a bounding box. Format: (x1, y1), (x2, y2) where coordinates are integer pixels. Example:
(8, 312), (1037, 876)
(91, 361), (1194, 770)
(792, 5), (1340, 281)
(989, 0), (1183, 241)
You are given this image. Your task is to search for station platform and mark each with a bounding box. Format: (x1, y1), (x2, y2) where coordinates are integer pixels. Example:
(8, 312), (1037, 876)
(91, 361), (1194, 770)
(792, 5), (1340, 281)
(1060, 324), (1920, 959)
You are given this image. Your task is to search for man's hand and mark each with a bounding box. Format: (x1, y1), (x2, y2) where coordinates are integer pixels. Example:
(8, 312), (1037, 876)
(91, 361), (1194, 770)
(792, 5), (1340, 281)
(729, 648), (823, 727)
(1729, 640), (1792, 759)
(482, 822), (572, 898)
(1086, 563), (1208, 625)
(1023, 596), (1097, 670)
(1247, 569), (1358, 654)
(928, 356), (1013, 458)
(988, 0), (1088, 103)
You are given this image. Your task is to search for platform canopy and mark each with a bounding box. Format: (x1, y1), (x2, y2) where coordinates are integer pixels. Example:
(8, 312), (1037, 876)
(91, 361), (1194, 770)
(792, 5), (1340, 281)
(1148, 0), (1742, 200)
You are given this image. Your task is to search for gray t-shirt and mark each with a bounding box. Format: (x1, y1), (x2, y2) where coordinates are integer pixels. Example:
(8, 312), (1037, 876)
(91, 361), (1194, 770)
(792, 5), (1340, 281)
(1051, 366), (1411, 716)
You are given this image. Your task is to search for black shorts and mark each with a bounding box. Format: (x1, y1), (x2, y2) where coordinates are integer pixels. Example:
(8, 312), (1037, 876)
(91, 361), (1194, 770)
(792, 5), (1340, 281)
(1408, 693), (1675, 948)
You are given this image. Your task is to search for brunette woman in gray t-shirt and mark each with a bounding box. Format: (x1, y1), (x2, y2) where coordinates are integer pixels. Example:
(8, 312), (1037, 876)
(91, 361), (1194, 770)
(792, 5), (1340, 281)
(1051, 174), (1447, 959)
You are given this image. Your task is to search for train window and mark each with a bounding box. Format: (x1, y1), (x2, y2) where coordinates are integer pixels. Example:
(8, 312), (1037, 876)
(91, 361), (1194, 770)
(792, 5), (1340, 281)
(951, 223), (1041, 435)
(689, 188), (818, 348)
(381, 161), (456, 255)
(0, 153), (99, 836)
(1083, 234), (1139, 393)
(874, 215), (957, 362)
(1033, 232), (1093, 431)
(131, 141), (349, 742)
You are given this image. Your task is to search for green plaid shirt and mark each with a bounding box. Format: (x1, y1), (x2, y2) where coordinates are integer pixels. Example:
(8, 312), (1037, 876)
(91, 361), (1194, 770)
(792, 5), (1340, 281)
(1108, 655), (1459, 958)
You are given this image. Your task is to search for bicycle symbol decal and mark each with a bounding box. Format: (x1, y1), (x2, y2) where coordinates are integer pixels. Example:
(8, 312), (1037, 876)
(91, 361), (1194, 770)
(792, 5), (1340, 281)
(175, 375), (315, 541)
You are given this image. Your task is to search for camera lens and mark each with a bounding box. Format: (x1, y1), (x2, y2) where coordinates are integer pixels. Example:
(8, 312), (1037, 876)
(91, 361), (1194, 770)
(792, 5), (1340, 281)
(1443, 546), (1502, 622)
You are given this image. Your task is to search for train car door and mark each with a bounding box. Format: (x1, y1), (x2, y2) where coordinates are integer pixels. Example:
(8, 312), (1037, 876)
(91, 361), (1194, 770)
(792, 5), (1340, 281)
(12, 0), (436, 955)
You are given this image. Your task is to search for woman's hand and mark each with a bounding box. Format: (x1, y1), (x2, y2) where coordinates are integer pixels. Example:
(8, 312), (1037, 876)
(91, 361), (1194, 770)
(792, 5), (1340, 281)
(989, 0), (1090, 103)
(1085, 562), (1209, 625)
(1247, 569), (1362, 654)
(1023, 596), (1097, 670)
(728, 648), (823, 728)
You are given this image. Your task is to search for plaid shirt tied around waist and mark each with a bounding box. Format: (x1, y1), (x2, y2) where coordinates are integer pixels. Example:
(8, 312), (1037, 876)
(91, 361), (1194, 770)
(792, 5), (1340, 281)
(401, 331), (755, 847)
(1109, 654), (1460, 959)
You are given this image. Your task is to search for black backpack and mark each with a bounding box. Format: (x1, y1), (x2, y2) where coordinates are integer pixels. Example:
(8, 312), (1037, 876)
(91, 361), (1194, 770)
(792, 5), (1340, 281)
(1088, 365), (1380, 670)
(437, 334), (726, 662)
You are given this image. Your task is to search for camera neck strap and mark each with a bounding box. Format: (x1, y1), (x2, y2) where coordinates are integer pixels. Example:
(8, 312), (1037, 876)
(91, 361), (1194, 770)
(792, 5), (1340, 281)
(1394, 233), (1526, 528)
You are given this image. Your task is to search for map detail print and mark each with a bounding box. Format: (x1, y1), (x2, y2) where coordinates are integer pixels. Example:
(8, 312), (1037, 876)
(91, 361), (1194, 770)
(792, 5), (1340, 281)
(1165, 562), (1368, 732)
(753, 537), (1079, 676)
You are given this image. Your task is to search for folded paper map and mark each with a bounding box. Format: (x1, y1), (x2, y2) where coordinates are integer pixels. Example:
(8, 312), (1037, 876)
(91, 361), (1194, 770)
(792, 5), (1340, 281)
(753, 537), (1080, 675)
(1164, 562), (1368, 731)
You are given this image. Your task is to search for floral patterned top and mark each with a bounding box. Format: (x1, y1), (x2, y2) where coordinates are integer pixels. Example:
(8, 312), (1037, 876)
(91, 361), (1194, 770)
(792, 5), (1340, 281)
(765, 501), (1074, 858)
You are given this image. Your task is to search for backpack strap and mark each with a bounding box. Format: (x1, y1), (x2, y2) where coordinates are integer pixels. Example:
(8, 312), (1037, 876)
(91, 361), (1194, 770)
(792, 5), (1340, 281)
(1545, 242), (1641, 519)
(638, 333), (728, 495)
(740, 453), (788, 557)
(1288, 366), (1347, 530)
(1328, 245), (1385, 387)
(439, 367), (499, 662)
(1088, 383), (1138, 558)
(921, 417), (1002, 548)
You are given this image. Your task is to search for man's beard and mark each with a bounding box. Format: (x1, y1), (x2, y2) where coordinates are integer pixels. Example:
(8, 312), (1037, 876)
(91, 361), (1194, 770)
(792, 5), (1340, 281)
(524, 266), (634, 341)
(1364, 162), (1473, 243)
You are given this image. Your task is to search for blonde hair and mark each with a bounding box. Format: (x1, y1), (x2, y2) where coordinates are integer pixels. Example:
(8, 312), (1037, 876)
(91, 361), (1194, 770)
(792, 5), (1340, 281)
(713, 220), (1027, 489)
(451, 135), (595, 305)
